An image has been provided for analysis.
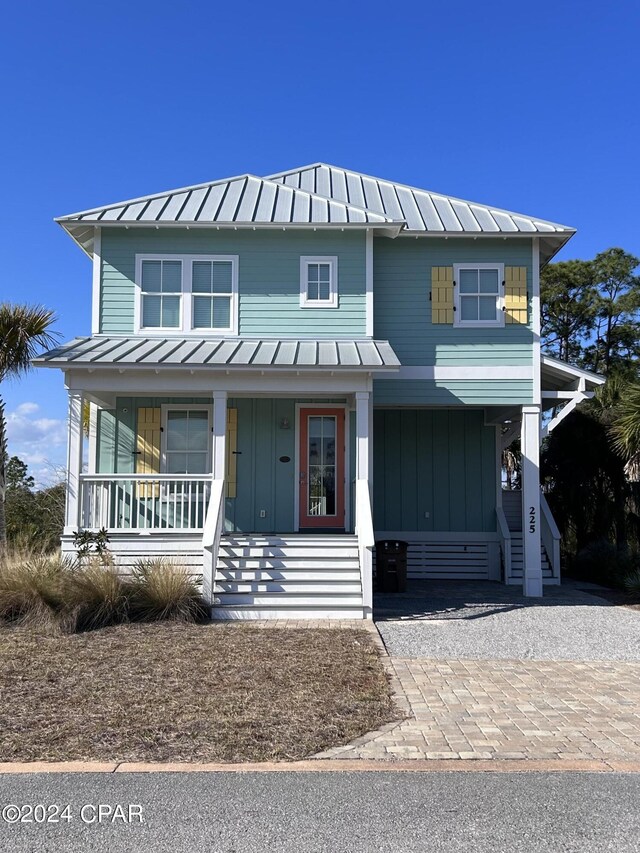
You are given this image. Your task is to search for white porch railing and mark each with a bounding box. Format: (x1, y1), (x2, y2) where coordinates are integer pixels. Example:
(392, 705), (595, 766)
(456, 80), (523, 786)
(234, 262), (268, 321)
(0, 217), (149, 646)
(496, 506), (512, 580)
(202, 479), (226, 605)
(80, 475), (212, 532)
(355, 479), (375, 617)
(540, 493), (561, 580)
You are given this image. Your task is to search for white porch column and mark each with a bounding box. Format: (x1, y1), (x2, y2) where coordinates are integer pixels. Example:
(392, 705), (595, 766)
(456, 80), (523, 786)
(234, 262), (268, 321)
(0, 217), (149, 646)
(64, 391), (84, 535)
(355, 391), (370, 482)
(521, 404), (543, 597)
(212, 391), (228, 479)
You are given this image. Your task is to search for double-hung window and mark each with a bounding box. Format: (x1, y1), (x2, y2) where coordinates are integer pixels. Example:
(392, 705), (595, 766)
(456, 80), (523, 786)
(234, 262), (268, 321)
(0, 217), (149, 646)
(163, 407), (211, 474)
(192, 259), (234, 331)
(140, 259), (182, 329)
(136, 254), (238, 333)
(453, 263), (504, 327)
(300, 256), (338, 308)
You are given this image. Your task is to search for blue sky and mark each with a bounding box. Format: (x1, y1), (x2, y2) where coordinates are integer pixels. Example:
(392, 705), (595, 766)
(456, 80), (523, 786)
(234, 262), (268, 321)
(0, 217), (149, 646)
(1, 0), (639, 482)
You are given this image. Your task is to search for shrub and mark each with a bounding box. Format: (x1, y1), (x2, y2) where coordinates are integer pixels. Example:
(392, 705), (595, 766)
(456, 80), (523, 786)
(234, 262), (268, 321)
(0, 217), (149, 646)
(128, 559), (206, 623)
(623, 568), (640, 598)
(572, 540), (633, 586)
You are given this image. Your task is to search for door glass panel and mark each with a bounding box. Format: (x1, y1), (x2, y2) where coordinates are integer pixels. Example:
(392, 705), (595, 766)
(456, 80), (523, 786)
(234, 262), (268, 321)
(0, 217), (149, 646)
(307, 416), (336, 517)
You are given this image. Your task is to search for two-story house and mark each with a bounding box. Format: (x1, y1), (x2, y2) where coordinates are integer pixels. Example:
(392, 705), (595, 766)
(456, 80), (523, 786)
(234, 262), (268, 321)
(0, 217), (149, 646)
(36, 164), (604, 619)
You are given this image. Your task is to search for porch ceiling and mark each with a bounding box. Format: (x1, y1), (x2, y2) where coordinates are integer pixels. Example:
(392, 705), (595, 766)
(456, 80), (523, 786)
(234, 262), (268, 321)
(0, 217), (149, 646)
(34, 336), (400, 371)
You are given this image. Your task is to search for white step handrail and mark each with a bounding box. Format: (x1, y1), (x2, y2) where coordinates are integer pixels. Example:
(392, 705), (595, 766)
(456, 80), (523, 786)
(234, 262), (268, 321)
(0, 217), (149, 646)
(202, 479), (225, 605)
(540, 494), (561, 579)
(355, 479), (375, 617)
(496, 506), (512, 580)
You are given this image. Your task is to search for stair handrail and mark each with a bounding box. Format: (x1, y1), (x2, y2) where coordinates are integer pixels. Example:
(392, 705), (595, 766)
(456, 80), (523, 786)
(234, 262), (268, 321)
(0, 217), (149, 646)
(202, 478), (225, 605)
(540, 493), (561, 579)
(496, 506), (512, 581)
(355, 479), (375, 616)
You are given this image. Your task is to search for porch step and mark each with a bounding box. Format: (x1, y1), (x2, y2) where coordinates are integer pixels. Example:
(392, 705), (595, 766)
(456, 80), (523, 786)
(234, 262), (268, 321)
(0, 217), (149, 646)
(211, 534), (364, 620)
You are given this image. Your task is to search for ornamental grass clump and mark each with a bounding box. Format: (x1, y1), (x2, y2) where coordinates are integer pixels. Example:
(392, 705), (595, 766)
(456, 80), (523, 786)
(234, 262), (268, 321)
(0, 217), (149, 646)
(623, 568), (640, 599)
(0, 553), (70, 629)
(65, 560), (130, 633)
(128, 559), (206, 623)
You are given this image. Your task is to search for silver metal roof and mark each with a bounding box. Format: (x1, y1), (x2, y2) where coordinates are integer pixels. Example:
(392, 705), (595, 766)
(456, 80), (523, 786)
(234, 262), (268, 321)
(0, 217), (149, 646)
(56, 163), (575, 262)
(56, 174), (399, 255)
(267, 163), (574, 236)
(35, 336), (400, 371)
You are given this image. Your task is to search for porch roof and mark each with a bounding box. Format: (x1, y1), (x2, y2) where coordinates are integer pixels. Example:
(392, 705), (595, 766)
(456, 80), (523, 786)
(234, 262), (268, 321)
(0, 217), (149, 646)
(34, 336), (401, 371)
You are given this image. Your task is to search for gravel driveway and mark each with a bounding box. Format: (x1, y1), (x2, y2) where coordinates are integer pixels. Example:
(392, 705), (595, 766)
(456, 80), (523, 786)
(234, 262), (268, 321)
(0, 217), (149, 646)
(375, 581), (640, 661)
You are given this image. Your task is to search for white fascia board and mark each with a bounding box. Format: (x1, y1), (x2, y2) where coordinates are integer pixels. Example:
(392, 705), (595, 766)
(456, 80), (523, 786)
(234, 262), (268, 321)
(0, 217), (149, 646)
(541, 355), (606, 387)
(65, 368), (374, 395)
(396, 366), (533, 380)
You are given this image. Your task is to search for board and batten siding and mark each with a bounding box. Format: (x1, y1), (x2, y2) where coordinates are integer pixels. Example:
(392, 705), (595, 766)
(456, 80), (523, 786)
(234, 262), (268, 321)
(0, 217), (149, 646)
(99, 228), (366, 336)
(372, 235), (534, 405)
(97, 396), (355, 534)
(373, 409), (496, 533)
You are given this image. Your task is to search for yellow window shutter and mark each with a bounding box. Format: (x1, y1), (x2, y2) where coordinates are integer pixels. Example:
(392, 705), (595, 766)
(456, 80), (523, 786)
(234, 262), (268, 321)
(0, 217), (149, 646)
(505, 267), (528, 324)
(431, 267), (454, 323)
(226, 408), (238, 499)
(136, 407), (161, 497)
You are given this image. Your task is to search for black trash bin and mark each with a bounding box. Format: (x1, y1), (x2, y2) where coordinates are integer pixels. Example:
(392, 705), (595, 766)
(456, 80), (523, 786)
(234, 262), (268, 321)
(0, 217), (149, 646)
(376, 540), (408, 592)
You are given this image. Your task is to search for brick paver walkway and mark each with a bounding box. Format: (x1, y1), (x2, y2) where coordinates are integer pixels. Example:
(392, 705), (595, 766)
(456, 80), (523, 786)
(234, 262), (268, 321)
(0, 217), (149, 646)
(317, 656), (640, 761)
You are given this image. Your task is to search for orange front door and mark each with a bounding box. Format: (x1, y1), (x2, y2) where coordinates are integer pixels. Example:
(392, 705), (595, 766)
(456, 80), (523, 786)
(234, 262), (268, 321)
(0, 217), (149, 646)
(298, 408), (345, 529)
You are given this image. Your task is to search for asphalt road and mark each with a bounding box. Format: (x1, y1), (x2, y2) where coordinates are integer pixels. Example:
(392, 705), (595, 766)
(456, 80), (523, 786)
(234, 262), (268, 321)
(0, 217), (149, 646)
(0, 771), (638, 853)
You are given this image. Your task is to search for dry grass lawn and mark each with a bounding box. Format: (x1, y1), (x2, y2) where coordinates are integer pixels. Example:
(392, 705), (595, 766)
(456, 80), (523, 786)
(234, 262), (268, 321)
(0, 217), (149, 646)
(0, 623), (399, 763)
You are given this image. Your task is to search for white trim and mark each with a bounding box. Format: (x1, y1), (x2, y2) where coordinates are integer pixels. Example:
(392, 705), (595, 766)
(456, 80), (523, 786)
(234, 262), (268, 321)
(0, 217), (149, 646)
(134, 253), (239, 335)
(365, 231), (374, 336)
(453, 262), (505, 328)
(64, 391), (84, 535)
(160, 403), (212, 473)
(88, 402), (98, 474)
(91, 227), (101, 334)
(521, 405), (542, 597)
(532, 238), (541, 405)
(541, 354), (606, 387)
(211, 392), (228, 481)
(67, 369), (373, 396)
(294, 402), (350, 533)
(299, 256), (338, 308)
(397, 365), (532, 380)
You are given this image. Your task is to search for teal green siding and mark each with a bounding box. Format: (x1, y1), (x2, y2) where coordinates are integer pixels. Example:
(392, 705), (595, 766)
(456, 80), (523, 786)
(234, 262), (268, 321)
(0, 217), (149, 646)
(97, 396), (354, 534)
(372, 236), (534, 405)
(373, 236), (534, 365)
(373, 409), (496, 532)
(373, 379), (533, 406)
(100, 229), (366, 336)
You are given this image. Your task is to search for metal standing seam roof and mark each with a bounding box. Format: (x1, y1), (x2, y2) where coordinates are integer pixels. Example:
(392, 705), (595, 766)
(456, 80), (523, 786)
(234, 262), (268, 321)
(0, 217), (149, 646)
(34, 337), (401, 371)
(56, 174), (397, 226)
(267, 163), (575, 236)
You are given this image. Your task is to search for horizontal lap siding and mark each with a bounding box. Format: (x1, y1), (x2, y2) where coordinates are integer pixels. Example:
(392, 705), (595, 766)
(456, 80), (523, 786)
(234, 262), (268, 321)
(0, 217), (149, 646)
(100, 229), (366, 336)
(373, 379), (534, 406)
(373, 409), (496, 532)
(373, 236), (534, 405)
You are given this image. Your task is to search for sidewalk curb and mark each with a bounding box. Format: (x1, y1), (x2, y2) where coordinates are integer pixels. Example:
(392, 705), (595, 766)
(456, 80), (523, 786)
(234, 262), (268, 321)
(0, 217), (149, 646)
(1, 759), (640, 774)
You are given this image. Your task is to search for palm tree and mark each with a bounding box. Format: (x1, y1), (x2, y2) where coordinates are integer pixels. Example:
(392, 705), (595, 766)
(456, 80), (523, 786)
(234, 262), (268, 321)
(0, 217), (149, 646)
(0, 304), (59, 557)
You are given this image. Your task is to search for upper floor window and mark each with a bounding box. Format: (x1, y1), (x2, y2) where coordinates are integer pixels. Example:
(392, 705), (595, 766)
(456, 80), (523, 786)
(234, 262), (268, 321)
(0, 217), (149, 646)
(453, 263), (504, 327)
(135, 254), (238, 334)
(300, 256), (338, 308)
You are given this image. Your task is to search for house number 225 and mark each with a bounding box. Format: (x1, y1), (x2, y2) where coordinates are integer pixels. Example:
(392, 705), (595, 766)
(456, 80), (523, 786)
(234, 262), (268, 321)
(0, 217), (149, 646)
(529, 506), (536, 534)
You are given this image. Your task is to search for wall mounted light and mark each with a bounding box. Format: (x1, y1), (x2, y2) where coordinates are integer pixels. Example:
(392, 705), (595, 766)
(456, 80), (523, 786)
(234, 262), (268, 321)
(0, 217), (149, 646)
(280, 417), (290, 430)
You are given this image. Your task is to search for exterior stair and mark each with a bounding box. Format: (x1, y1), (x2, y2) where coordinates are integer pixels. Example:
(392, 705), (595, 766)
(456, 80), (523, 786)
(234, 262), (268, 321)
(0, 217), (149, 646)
(501, 490), (554, 580)
(210, 534), (364, 619)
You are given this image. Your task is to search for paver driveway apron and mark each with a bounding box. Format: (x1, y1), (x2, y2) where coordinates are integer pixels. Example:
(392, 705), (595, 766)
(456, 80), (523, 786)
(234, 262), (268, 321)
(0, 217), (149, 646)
(317, 581), (640, 761)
